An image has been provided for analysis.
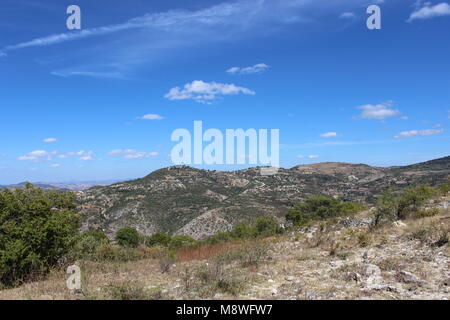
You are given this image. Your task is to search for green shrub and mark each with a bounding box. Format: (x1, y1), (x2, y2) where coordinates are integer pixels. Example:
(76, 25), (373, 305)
(70, 231), (109, 260)
(169, 235), (198, 249)
(253, 216), (283, 237)
(230, 222), (253, 239)
(435, 184), (450, 196)
(373, 185), (435, 225)
(206, 232), (233, 245)
(144, 232), (172, 247)
(286, 195), (364, 226)
(357, 232), (372, 248)
(115, 227), (140, 248)
(215, 276), (245, 296)
(396, 185), (434, 219)
(0, 184), (79, 287)
(414, 208), (440, 219)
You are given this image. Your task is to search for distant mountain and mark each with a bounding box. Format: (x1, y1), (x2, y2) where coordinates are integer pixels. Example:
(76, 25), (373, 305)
(1, 180), (123, 191)
(77, 157), (450, 239)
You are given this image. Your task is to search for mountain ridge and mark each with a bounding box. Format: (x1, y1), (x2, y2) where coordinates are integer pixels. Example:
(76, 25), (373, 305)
(77, 156), (449, 239)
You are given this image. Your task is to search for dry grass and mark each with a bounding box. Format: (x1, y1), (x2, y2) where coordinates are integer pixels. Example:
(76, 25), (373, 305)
(176, 242), (242, 262)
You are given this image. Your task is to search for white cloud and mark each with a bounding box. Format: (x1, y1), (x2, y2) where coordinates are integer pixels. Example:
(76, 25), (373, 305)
(108, 149), (159, 160)
(339, 12), (356, 19)
(18, 150), (57, 162)
(353, 101), (401, 120)
(227, 63), (269, 75)
(408, 2), (450, 22)
(58, 150), (95, 161)
(0, 51), (6, 57)
(141, 114), (164, 120)
(320, 132), (338, 138)
(298, 154), (319, 159)
(43, 138), (57, 143)
(51, 70), (125, 79)
(49, 163), (61, 168)
(165, 80), (255, 104)
(394, 129), (443, 138)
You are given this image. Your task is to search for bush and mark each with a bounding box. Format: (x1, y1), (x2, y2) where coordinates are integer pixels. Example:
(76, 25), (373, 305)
(155, 247), (176, 273)
(0, 184), (79, 287)
(206, 232), (233, 245)
(104, 281), (163, 300)
(408, 219), (449, 247)
(286, 195), (364, 226)
(396, 185), (434, 219)
(144, 232), (172, 247)
(70, 231), (109, 260)
(206, 216), (282, 244)
(373, 185), (435, 225)
(230, 222), (253, 239)
(169, 235), (198, 249)
(253, 216), (283, 237)
(217, 241), (271, 268)
(115, 227), (140, 248)
(357, 232), (372, 248)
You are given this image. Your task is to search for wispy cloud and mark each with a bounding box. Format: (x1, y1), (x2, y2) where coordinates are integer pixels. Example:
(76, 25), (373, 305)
(320, 132), (339, 138)
(165, 80), (255, 104)
(408, 2), (450, 22)
(394, 129), (444, 138)
(1, 0), (372, 76)
(108, 149), (158, 160)
(297, 154), (320, 159)
(353, 101), (401, 120)
(43, 137), (57, 143)
(227, 63), (269, 75)
(51, 70), (125, 79)
(339, 12), (356, 19)
(282, 139), (394, 149)
(141, 114), (164, 120)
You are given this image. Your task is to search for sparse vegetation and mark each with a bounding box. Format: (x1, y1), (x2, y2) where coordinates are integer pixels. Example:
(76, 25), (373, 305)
(104, 281), (163, 300)
(0, 180), (448, 299)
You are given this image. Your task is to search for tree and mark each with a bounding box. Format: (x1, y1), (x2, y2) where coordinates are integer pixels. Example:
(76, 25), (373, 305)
(0, 184), (79, 287)
(115, 227), (140, 248)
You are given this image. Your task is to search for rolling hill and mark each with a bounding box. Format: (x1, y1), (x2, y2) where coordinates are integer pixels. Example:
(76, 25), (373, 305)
(77, 156), (450, 239)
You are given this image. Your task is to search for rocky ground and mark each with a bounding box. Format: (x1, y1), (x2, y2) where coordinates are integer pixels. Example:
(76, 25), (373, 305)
(1, 202), (448, 300)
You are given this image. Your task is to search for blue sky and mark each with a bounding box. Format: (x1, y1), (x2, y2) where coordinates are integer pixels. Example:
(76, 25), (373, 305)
(0, 0), (449, 184)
